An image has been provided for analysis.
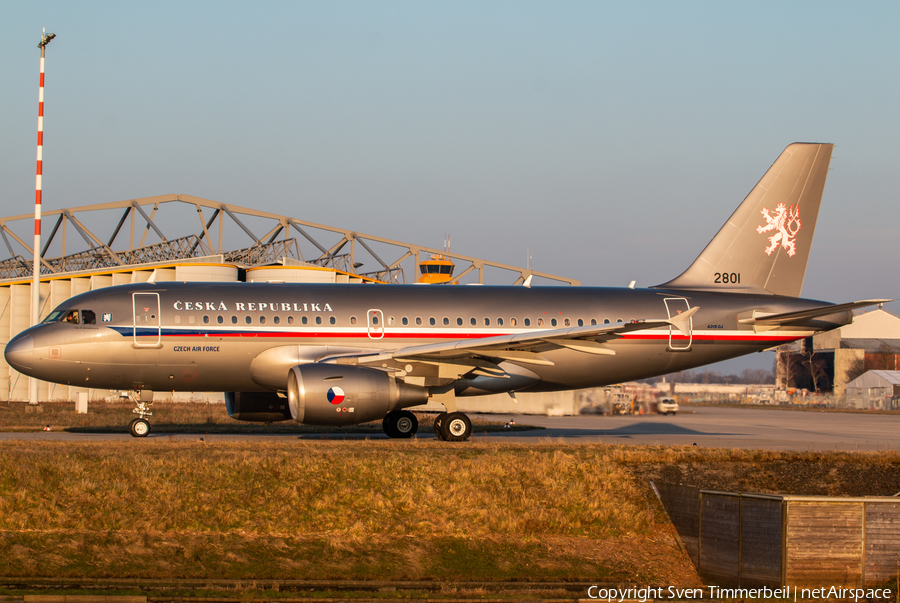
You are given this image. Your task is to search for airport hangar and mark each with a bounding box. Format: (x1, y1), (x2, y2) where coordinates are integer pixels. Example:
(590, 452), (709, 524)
(0, 194), (578, 404)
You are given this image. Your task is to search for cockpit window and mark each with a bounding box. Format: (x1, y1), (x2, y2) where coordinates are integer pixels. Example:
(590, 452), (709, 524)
(82, 310), (96, 325)
(64, 310), (80, 324)
(42, 310), (64, 324)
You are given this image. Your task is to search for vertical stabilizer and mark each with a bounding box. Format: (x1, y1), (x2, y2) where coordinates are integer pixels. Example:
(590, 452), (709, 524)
(657, 142), (833, 297)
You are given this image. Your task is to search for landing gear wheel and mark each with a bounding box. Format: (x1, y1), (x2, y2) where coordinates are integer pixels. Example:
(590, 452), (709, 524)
(382, 415), (398, 438)
(393, 410), (417, 438)
(440, 412), (472, 442)
(383, 410), (418, 439)
(129, 417), (151, 438)
(433, 412), (448, 440)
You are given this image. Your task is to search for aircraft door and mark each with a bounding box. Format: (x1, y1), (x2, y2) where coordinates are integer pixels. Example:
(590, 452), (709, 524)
(664, 298), (693, 351)
(133, 292), (161, 347)
(367, 309), (384, 339)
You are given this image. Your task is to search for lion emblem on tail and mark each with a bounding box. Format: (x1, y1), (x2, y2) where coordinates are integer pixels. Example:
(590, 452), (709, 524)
(756, 203), (801, 256)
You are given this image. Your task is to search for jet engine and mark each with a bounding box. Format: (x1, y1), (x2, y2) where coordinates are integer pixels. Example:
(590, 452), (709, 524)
(225, 391), (292, 423)
(287, 363), (428, 425)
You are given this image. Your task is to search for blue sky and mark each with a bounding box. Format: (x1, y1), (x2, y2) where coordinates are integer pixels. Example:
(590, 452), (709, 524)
(2, 2), (899, 372)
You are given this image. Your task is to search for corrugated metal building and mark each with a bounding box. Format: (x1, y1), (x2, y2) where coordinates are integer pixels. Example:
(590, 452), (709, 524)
(845, 370), (900, 410)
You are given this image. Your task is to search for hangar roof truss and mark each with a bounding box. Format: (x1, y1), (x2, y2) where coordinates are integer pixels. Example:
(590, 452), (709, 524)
(0, 194), (579, 286)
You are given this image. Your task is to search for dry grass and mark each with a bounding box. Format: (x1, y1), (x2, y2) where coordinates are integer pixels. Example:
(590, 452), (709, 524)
(0, 439), (693, 583)
(4, 439), (895, 583)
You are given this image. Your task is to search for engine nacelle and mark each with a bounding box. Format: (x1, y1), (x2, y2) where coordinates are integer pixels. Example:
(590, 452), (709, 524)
(225, 391), (292, 423)
(287, 363), (428, 425)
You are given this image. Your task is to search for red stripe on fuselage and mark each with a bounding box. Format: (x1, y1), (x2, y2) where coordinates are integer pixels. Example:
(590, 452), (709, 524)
(154, 330), (801, 344)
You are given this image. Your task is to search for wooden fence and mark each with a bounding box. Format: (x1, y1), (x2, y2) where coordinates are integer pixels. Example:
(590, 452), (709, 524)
(652, 482), (900, 588)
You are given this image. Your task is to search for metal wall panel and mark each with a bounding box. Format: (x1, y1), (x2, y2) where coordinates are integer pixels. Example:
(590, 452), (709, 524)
(740, 496), (782, 587)
(700, 492), (741, 586)
(653, 482), (700, 566)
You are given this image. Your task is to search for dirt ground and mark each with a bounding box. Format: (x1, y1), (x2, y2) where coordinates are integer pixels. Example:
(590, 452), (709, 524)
(629, 455), (900, 497)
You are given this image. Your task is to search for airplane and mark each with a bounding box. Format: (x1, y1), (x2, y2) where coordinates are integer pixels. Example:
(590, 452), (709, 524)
(4, 143), (890, 441)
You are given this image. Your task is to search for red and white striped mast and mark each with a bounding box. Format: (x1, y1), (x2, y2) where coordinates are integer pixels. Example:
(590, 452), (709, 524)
(30, 29), (56, 405)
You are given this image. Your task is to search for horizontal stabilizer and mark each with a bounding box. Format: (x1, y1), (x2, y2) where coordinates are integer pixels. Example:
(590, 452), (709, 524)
(738, 299), (893, 326)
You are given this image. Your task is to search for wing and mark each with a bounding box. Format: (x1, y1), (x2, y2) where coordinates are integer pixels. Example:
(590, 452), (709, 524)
(321, 307), (698, 371)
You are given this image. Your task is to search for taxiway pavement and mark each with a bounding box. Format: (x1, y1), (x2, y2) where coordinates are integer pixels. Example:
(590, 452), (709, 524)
(1, 406), (897, 451)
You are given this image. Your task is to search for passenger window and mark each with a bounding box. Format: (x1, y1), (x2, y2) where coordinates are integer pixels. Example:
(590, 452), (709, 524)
(470, 317), (476, 326)
(203, 315), (210, 324)
(564, 318), (570, 327)
(245, 316), (252, 325)
(510, 318), (517, 326)
(64, 310), (79, 324)
(316, 316), (322, 325)
(273, 316), (280, 325)
(616, 318), (623, 323)
(174, 316), (182, 324)
(388, 316), (395, 326)
(288, 316), (294, 325)
(301, 316), (308, 325)
(443, 317), (450, 326)
(232, 316), (238, 324)
(329, 317), (335, 325)
(350, 316), (357, 325)
(604, 319), (610, 324)
(457, 317), (463, 326)
(372, 315), (379, 325)
(217, 316), (224, 325)
(497, 318), (503, 326)
(416, 317), (422, 326)
(524, 318), (531, 327)
(430, 317), (436, 326)
(577, 318), (583, 327)
(484, 318), (490, 326)
(82, 310), (96, 325)
(259, 316), (266, 325)
(537, 318), (544, 326)
(591, 319), (597, 326)
(402, 317), (409, 326)
(188, 315), (196, 324)
(551, 318), (557, 327)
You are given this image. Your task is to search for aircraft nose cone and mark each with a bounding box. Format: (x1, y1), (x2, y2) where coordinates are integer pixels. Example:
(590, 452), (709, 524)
(5, 334), (34, 373)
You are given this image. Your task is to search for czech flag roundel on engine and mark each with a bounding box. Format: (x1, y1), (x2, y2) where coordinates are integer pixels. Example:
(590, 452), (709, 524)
(327, 386), (345, 405)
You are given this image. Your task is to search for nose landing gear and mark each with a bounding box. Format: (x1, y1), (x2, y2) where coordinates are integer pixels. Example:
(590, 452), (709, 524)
(127, 390), (154, 438)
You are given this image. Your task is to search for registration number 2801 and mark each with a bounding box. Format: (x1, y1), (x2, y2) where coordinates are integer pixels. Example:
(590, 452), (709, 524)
(714, 272), (741, 284)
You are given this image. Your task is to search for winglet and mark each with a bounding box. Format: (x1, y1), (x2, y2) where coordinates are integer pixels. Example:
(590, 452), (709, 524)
(523, 275), (533, 288)
(669, 306), (699, 337)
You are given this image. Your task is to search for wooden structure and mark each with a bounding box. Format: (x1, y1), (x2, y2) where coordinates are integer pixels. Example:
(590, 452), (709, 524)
(653, 482), (900, 588)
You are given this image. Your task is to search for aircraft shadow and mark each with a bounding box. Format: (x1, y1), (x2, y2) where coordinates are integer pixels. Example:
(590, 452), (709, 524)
(490, 422), (744, 438)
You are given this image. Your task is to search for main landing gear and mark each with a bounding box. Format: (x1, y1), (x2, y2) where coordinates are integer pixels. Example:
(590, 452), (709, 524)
(432, 412), (472, 442)
(383, 410), (418, 438)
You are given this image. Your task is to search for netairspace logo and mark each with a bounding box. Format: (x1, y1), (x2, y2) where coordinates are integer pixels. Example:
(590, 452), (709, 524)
(586, 586), (893, 601)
